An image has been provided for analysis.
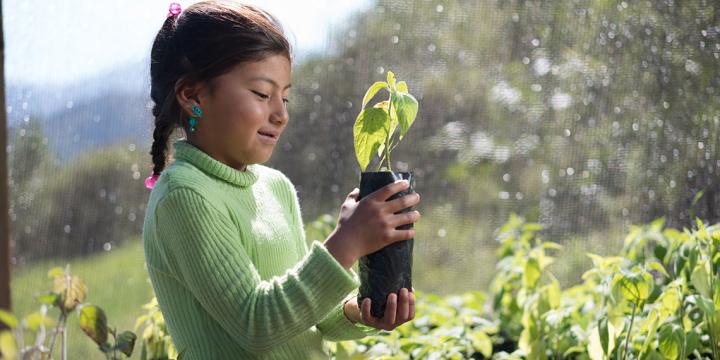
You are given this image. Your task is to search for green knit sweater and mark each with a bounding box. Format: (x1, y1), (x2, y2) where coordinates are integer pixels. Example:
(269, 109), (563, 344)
(142, 139), (382, 359)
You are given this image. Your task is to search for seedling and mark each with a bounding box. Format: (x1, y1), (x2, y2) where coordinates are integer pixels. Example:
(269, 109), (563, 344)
(353, 70), (418, 172)
(353, 70), (419, 318)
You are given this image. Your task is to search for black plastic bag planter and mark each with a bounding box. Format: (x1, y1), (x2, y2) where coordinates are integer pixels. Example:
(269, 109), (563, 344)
(356, 171), (415, 318)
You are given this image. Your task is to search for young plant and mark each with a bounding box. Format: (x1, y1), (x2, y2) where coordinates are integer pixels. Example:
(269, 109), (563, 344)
(0, 265), (136, 360)
(353, 70), (419, 172)
(134, 297), (179, 360)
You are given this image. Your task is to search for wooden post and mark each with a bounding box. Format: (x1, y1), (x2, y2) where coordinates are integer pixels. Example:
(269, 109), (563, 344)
(0, 0), (12, 319)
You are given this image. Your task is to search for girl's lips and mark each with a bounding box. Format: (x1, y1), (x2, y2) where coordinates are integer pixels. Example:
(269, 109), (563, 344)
(257, 132), (278, 144)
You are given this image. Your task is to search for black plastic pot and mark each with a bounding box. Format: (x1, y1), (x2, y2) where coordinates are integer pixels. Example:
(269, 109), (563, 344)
(356, 171), (415, 318)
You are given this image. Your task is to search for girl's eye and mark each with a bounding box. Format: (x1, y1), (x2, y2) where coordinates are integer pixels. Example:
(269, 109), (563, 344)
(252, 90), (269, 99)
(253, 90), (289, 105)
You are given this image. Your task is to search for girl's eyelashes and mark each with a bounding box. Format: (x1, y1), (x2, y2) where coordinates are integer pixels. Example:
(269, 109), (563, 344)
(251, 90), (269, 99)
(252, 90), (289, 104)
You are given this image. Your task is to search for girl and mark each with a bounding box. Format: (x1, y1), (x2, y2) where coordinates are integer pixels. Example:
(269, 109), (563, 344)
(141, 1), (422, 359)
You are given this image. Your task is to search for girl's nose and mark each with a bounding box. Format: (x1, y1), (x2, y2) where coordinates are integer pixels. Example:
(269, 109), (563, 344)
(271, 99), (289, 125)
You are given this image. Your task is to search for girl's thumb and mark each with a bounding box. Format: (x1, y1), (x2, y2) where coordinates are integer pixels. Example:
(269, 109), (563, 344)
(347, 188), (360, 199)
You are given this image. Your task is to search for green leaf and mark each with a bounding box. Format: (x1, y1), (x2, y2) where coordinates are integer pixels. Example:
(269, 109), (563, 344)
(396, 80), (408, 93)
(640, 310), (660, 355)
(545, 279), (561, 308)
(115, 330), (137, 357)
(588, 322), (617, 360)
(656, 284), (681, 320)
(386, 70), (396, 89)
(684, 330), (700, 356)
(353, 107), (389, 171)
(0, 309), (17, 329)
(692, 190), (704, 207)
(695, 295), (716, 316)
(523, 257), (541, 288)
(658, 323), (684, 360)
(391, 91), (418, 140)
(47, 266), (65, 278)
(598, 317), (610, 356)
(0, 330), (17, 360)
(79, 304), (109, 346)
(37, 292), (61, 307)
(470, 331), (492, 358)
(361, 81), (388, 109)
(648, 261), (669, 278)
(373, 100), (398, 142)
(25, 311), (56, 331)
(691, 262), (711, 297)
(654, 244), (668, 264)
(644, 350), (666, 360)
(614, 267), (653, 302)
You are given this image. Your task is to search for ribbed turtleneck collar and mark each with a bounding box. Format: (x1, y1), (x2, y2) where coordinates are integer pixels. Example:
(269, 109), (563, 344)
(171, 139), (259, 187)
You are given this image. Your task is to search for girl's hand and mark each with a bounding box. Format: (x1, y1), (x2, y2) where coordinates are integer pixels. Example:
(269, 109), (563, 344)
(324, 180), (421, 269)
(343, 287), (415, 331)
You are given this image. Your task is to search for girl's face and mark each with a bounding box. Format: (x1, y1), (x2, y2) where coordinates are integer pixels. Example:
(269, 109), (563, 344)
(183, 53), (291, 171)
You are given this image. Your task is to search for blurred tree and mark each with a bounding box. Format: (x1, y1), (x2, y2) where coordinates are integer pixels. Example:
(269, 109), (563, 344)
(8, 119), (148, 262)
(272, 0), (720, 240)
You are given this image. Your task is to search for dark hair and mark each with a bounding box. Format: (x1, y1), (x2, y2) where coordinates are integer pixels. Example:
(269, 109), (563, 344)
(149, 0), (292, 175)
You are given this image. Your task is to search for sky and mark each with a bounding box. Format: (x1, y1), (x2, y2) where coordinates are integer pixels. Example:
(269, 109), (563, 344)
(3, 0), (371, 86)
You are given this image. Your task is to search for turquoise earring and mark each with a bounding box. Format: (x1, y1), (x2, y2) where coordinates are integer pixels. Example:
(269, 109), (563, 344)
(189, 104), (202, 132)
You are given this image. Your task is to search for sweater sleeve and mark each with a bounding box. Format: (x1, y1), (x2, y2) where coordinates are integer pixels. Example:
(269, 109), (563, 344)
(154, 187), (361, 353)
(276, 175), (384, 340)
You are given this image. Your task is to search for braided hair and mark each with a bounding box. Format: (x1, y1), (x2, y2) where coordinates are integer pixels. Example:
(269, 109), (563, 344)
(148, 0), (292, 180)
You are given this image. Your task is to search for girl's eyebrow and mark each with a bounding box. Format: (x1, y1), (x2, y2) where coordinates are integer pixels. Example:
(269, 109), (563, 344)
(249, 76), (292, 90)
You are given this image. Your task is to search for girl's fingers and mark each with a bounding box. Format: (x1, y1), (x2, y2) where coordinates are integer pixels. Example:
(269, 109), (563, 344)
(408, 290), (415, 320)
(397, 288), (410, 322)
(386, 192), (420, 214)
(390, 210), (421, 228)
(384, 293), (398, 326)
(361, 291), (416, 330)
(361, 298), (376, 326)
(370, 180), (409, 202)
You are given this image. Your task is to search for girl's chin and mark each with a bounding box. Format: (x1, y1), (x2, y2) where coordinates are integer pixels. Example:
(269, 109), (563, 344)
(249, 150), (274, 165)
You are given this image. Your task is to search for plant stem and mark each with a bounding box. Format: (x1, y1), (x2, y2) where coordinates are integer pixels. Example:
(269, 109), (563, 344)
(385, 95), (394, 172)
(376, 152), (385, 172)
(708, 314), (719, 360)
(62, 321), (67, 360)
(622, 301), (639, 360)
(703, 232), (719, 359)
(112, 327), (118, 360)
(47, 310), (67, 357)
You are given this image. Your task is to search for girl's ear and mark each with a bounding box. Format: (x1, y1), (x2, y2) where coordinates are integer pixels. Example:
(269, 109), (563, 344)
(175, 78), (208, 116)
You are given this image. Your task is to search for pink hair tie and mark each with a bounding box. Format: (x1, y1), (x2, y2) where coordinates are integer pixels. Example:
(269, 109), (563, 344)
(167, 2), (182, 18)
(145, 172), (160, 189)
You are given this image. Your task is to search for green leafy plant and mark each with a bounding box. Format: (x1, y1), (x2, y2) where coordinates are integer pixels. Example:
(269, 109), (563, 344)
(0, 265), (136, 360)
(134, 297), (179, 360)
(320, 214), (720, 359)
(353, 70), (419, 172)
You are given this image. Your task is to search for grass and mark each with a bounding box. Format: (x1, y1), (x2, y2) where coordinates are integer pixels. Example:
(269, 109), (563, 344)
(10, 237), (152, 359)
